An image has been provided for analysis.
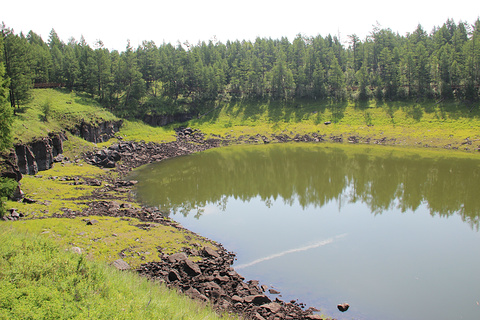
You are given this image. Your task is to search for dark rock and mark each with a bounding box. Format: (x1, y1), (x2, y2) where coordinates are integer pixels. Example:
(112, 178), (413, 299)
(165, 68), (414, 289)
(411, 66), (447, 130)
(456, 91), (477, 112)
(183, 259), (201, 276)
(269, 289), (281, 295)
(71, 120), (123, 143)
(9, 208), (20, 220)
(0, 149), (22, 181)
(86, 219), (99, 225)
(168, 270), (181, 282)
(337, 302), (350, 312)
(14, 132), (67, 175)
(244, 295), (271, 305)
(22, 197), (36, 204)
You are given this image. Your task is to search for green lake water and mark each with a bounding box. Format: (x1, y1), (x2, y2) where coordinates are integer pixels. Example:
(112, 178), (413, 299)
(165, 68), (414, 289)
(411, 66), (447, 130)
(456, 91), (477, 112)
(129, 143), (480, 320)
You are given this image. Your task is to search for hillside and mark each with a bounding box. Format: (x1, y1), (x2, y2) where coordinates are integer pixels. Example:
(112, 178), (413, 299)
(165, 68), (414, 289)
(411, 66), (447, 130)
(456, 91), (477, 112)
(12, 88), (480, 151)
(1, 88), (480, 320)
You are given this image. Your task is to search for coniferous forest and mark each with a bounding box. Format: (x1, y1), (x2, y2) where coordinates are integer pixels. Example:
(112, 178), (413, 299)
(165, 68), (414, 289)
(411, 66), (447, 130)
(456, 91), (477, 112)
(1, 19), (480, 120)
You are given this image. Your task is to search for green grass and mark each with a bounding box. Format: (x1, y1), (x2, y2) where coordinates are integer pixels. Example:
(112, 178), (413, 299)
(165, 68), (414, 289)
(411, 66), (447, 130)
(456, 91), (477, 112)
(12, 89), (118, 144)
(0, 225), (236, 320)
(104, 119), (177, 145)
(7, 215), (218, 269)
(6, 161), (109, 218)
(185, 99), (480, 150)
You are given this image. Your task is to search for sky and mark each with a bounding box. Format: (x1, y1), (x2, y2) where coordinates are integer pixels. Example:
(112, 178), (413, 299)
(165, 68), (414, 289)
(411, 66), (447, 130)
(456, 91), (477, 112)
(2, 0), (479, 51)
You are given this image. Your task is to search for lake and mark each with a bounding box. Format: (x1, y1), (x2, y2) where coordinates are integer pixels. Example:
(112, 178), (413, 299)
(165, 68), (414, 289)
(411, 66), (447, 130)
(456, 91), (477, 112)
(129, 143), (480, 320)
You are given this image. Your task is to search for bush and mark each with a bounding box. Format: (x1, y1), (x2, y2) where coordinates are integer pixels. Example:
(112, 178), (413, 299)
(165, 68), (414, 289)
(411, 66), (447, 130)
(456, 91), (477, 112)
(0, 178), (17, 217)
(40, 99), (51, 122)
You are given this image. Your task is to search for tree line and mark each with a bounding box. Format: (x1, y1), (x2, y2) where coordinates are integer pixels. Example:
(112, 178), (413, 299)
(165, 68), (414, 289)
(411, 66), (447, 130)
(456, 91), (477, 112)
(1, 19), (480, 120)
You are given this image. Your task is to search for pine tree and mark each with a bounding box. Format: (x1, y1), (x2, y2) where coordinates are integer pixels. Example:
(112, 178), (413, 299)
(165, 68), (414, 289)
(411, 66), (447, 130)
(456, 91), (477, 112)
(0, 35), (12, 151)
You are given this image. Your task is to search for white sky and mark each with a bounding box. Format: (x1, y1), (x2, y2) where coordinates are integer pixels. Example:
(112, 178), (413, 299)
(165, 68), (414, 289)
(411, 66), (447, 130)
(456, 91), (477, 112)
(2, 0), (479, 51)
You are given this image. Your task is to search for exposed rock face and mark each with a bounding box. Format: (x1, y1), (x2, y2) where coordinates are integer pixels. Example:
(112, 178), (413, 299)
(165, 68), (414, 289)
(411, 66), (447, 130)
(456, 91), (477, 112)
(70, 120), (123, 143)
(11, 119), (123, 176)
(0, 149), (22, 181)
(14, 132), (67, 175)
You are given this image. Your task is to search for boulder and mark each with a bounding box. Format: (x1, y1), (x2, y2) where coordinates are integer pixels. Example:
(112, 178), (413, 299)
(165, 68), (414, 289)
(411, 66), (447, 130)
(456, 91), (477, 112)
(202, 246), (220, 258)
(113, 259), (130, 270)
(244, 295), (271, 305)
(167, 252), (188, 263)
(183, 259), (201, 276)
(261, 302), (282, 313)
(337, 302), (350, 312)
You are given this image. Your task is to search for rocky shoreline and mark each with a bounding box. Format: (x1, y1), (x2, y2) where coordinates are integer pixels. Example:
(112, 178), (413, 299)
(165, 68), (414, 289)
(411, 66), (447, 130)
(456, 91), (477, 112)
(79, 128), (332, 320)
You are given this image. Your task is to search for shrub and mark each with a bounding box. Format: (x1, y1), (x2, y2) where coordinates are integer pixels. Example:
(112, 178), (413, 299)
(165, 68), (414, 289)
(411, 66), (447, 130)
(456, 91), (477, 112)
(0, 178), (17, 217)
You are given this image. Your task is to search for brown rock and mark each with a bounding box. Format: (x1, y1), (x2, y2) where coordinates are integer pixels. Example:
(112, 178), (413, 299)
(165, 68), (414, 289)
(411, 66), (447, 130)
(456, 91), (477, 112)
(183, 259), (201, 276)
(113, 259), (130, 270)
(202, 246), (220, 258)
(185, 287), (208, 302)
(252, 313), (266, 320)
(86, 219), (99, 225)
(168, 252), (187, 263)
(261, 302), (282, 313)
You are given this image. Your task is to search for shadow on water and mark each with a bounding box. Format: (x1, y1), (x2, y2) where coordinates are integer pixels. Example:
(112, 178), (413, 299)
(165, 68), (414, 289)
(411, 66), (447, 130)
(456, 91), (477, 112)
(131, 144), (480, 231)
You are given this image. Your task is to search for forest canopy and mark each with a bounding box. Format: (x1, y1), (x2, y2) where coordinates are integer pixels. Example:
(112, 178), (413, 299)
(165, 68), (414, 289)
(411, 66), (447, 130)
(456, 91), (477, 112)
(1, 19), (480, 119)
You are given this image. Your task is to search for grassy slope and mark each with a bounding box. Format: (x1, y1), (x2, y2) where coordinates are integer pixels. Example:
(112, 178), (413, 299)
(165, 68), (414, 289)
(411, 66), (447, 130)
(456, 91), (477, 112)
(186, 99), (480, 150)
(0, 226), (232, 320)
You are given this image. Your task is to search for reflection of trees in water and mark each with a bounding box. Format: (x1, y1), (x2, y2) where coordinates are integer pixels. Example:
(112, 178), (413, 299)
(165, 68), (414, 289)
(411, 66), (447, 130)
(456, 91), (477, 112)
(134, 145), (480, 230)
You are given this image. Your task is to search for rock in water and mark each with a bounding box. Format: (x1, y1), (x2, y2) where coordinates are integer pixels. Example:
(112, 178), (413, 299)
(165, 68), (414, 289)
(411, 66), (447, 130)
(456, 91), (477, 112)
(337, 302), (350, 312)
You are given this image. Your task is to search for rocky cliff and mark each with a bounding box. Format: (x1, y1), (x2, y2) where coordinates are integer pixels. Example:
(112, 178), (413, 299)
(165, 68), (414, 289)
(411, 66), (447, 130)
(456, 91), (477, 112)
(70, 120), (123, 143)
(14, 132), (67, 175)
(10, 120), (123, 176)
(0, 149), (22, 182)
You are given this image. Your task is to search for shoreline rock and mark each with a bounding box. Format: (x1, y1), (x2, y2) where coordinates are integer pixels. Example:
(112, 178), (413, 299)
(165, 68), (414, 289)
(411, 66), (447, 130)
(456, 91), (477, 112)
(79, 128), (333, 319)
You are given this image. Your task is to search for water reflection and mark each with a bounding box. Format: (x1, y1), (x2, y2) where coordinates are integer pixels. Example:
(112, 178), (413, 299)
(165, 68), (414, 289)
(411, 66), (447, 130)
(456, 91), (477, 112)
(132, 143), (480, 231)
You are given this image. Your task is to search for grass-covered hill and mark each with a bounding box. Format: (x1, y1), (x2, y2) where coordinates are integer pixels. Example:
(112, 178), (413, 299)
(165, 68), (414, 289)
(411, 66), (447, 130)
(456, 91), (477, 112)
(13, 88), (480, 151)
